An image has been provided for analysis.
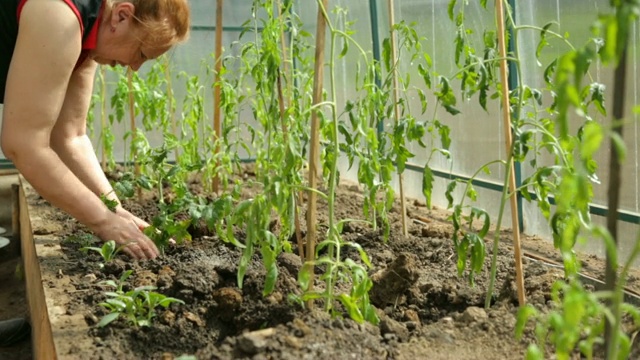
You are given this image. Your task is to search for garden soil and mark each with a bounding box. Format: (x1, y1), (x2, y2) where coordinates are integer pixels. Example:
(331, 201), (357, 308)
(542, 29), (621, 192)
(23, 169), (640, 360)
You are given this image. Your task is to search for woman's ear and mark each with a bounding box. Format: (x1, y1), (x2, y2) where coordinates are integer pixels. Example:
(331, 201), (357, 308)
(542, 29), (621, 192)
(111, 2), (136, 26)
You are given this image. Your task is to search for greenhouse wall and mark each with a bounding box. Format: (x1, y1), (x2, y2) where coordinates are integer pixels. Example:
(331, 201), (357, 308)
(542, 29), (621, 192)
(0, 0), (639, 263)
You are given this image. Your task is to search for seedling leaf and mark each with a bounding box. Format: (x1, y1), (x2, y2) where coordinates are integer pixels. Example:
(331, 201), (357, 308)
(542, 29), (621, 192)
(97, 312), (120, 328)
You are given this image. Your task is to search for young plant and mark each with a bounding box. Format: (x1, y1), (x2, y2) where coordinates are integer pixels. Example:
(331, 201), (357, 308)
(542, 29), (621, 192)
(97, 270), (184, 328)
(489, 0), (640, 358)
(108, 164), (191, 254)
(216, 0), (313, 296)
(81, 240), (123, 267)
(293, 1), (380, 324)
(444, 174), (496, 284)
(106, 66), (130, 171)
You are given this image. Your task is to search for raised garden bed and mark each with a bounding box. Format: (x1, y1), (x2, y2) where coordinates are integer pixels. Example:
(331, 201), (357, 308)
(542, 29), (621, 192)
(18, 173), (640, 360)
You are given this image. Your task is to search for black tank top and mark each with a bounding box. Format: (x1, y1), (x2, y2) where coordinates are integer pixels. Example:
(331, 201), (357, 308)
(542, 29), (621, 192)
(0, 0), (102, 103)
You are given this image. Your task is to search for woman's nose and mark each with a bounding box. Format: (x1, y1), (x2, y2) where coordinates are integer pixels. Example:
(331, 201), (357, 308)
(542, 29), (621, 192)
(129, 61), (143, 71)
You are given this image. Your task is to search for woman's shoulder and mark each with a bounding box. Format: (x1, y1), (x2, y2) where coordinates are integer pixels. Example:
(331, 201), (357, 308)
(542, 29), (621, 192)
(65, 0), (103, 40)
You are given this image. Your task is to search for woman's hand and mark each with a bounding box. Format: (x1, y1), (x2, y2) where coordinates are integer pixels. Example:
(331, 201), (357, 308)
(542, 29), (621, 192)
(116, 206), (150, 230)
(115, 206), (176, 246)
(92, 211), (160, 260)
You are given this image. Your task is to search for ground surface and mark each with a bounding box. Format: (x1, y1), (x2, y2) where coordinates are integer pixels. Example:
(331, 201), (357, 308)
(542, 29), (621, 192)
(23, 170), (640, 360)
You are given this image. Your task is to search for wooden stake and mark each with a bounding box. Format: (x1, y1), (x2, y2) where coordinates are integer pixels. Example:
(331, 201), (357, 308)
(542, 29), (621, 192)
(387, 0), (408, 237)
(127, 68), (142, 202)
(495, 0), (525, 306)
(11, 183), (20, 246)
(212, 0), (224, 193)
(306, 0), (329, 308)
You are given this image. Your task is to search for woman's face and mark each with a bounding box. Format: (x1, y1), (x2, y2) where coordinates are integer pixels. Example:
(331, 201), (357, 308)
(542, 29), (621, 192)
(91, 2), (168, 70)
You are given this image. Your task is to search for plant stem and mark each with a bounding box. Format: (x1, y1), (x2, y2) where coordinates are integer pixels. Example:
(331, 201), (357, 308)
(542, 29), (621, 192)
(324, 16), (339, 310)
(212, 0), (224, 194)
(485, 150), (514, 308)
(164, 57), (178, 162)
(127, 69), (142, 202)
(100, 66), (107, 170)
(604, 44), (628, 360)
(386, 0), (408, 237)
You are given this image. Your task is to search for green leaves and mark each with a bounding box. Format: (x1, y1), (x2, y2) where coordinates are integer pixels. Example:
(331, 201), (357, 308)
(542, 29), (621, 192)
(98, 281), (184, 328)
(100, 194), (119, 213)
(435, 76), (460, 115)
(81, 240), (123, 267)
(447, 0), (457, 21)
(536, 23), (554, 62)
(516, 279), (633, 359)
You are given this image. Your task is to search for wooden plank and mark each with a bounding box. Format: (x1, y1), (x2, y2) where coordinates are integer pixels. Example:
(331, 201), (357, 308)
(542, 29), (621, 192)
(19, 180), (57, 360)
(0, 169), (18, 176)
(19, 177), (94, 360)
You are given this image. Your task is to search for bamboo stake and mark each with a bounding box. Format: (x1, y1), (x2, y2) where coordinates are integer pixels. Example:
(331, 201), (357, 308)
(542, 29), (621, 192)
(306, 0), (329, 308)
(212, 0), (224, 193)
(495, 0), (525, 306)
(100, 66), (107, 170)
(127, 68), (142, 202)
(386, 0), (408, 237)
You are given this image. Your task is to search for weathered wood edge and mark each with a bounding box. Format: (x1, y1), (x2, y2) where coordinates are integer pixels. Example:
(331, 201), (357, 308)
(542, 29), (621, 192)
(20, 177), (92, 360)
(19, 177), (57, 359)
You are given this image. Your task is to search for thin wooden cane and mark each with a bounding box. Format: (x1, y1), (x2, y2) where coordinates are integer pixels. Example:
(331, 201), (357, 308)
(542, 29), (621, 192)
(212, 0), (224, 193)
(495, 0), (525, 306)
(387, 0), (408, 237)
(127, 68), (142, 202)
(306, 0), (329, 308)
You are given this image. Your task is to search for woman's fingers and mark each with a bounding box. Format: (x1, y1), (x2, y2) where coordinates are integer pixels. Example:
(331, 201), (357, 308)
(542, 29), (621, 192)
(122, 241), (154, 260)
(138, 237), (160, 259)
(138, 224), (175, 247)
(120, 245), (142, 260)
(95, 213), (159, 260)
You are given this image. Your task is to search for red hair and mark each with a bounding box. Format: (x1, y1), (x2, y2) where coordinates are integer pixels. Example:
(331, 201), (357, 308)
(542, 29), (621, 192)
(108, 0), (190, 49)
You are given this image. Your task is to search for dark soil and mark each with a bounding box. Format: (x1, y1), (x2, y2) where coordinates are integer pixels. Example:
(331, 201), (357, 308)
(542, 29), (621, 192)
(24, 171), (640, 360)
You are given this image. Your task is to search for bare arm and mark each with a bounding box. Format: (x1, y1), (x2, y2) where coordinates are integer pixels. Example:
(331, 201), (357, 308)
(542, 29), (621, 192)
(50, 59), (153, 230)
(50, 60), (121, 200)
(1, 0), (157, 259)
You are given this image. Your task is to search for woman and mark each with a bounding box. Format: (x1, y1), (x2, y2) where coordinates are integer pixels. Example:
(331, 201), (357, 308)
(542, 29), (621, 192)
(0, 0), (190, 346)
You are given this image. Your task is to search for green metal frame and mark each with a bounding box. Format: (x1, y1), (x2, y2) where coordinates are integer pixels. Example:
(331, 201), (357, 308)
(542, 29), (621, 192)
(0, 159), (14, 169)
(368, 0), (384, 134)
(507, 0), (524, 230)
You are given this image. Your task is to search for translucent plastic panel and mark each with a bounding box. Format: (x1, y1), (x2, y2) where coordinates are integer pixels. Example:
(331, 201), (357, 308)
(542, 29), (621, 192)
(388, 0), (505, 188)
(517, 0), (640, 252)
(191, 0), (269, 28)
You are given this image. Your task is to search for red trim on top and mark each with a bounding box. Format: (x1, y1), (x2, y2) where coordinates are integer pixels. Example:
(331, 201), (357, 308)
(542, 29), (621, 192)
(16, 0), (27, 19)
(82, 3), (102, 50)
(16, 0), (84, 36)
(75, 3), (103, 69)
